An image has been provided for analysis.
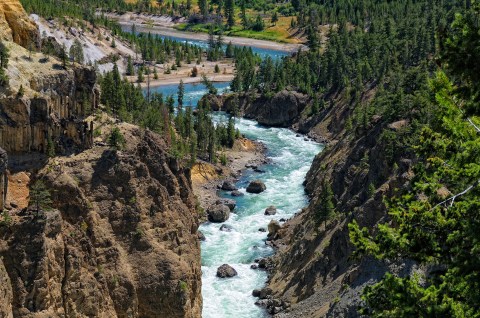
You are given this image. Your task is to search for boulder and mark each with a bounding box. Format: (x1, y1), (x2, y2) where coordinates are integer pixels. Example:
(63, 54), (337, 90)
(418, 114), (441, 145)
(249, 90), (308, 127)
(216, 264), (238, 278)
(215, 198), (236, 211)
(246, 180), (266, 194)
(197, 231), (206, 241)
(221, 180), (237, 191)
(268, 220), (281, 237)
(231, 190), (244, 197)
(252, 289), (261, 297)
(258, 227), (266, 232)
(264, 206), (277, 215)
(219, 224), (233, 232)
(259, 287), (273, 299)
(207, 204), (230, 223)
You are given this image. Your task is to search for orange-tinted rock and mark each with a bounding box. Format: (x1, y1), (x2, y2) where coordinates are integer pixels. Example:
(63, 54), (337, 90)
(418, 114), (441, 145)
(0, 0), (40, 49)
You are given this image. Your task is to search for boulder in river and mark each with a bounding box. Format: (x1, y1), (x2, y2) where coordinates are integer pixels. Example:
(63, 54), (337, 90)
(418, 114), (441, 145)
(216, 264), (238, 278)
(264, 205), (277, 215)
(219, 224), (233, 232)
(197, 231), (206, 241)
(246, 180), (266, 194)
(252, 289), (261, 297)
(258, 227), (266, 232)
(221, 180), (237, 191)
(231, 190), (244, 197)
(216, 198), (236, 211)
(207, 204), (230, 223)
(268, 220), (281, 237)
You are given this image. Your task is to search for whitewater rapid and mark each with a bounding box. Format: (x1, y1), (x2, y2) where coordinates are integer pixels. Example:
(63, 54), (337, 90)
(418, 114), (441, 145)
(201, 115), (322, 317)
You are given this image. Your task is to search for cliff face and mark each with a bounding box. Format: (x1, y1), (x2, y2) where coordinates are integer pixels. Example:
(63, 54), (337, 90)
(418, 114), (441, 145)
(234, 89), (415, 317)
(0, 128), (202, 318)
(0, 0), (39, 49)
(0, 66), (98, 154)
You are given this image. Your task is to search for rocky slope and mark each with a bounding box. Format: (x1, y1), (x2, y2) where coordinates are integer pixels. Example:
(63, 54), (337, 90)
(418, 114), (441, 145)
(0, 126), (202, 317)
(0, 0), (39, 49)
(0, 3), (202, 317)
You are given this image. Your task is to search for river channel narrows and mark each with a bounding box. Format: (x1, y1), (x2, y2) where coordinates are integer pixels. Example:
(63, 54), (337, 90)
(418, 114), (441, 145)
(148, 82), (322, 317)
(201, 114), (322, 317)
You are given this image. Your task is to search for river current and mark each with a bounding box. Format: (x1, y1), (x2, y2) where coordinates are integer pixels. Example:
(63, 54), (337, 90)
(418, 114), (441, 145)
(149, 82), (322, 317)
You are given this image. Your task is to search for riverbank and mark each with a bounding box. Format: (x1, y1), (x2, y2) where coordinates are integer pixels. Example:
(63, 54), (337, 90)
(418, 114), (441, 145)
(103, 12), (306, 49)
(191, 138), (267, 212)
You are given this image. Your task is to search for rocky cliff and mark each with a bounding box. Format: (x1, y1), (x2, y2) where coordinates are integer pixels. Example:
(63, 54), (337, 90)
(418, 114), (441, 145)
(228, 88), (415, 317)
(0, 0), (39, 49)
(1, 15), (98, 156)
(0, 127), (202, 318)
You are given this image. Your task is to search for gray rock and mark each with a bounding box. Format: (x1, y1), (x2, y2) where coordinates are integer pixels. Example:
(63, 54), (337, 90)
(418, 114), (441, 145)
(216, 198), (236, 211)
(259, 287), (273, 299)
(216, 264), (238, 278)
(258, 227), (266, 232)
(221, 180), (237, 191)
(207, 204), (230, 223)
(268, 220), (281, 237)
(230, 190), (244, 197)
(252, 289), (261, 297)
(264, 205), (277, 215)
(197, 231), (206, 241)
(219, 224), (233, 232)
(246, 180), (266, 194)
(251, 264), (259, 269)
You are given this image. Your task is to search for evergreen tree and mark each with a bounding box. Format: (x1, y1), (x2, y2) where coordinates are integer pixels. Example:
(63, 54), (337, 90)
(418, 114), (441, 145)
(199, 0), (208, 16)
(126, 55), (134, 76)
(177, 79), (185, 108)
(315, 181), (335, 228)
(225, 0), (235, 28)
(271, 11), (278, 26)
(108, 126), (126, 150)
(30, 180), (53, 212)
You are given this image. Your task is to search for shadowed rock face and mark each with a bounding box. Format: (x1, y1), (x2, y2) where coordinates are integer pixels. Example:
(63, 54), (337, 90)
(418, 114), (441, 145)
(0, 67), (99, 155)
(0, 147), (6, 209)
(0, 0), (40, 49)
(0, 130), (202, 318)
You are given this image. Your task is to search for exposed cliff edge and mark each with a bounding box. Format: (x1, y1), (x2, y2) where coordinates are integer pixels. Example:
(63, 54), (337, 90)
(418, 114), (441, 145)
(0, 126), (203, 318)
(0, 0), (39, 49)
(0, 4), (202, 317)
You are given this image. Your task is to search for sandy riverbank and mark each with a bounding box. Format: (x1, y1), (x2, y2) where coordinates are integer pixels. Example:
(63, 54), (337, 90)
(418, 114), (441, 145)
(116, 20), (306, 53)
(191, 138), (268, 212)
(141, 74), (233, 87)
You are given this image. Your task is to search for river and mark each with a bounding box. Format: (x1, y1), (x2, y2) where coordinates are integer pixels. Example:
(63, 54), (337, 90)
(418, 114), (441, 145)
(144, 32), (320, 318)
(148, 82), (322, 317)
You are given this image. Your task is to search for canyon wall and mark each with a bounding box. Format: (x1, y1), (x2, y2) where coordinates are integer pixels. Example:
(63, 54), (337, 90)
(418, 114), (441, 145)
(0, 0), (39, 49)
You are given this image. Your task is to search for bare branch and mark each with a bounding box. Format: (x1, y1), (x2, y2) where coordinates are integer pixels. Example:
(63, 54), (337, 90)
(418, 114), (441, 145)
(467, 118), (480, 133)
(432, 179), (480, 210)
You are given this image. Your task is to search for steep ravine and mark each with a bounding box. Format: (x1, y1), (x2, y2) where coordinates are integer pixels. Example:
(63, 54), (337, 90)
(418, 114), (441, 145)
(209, 88), (416, 317)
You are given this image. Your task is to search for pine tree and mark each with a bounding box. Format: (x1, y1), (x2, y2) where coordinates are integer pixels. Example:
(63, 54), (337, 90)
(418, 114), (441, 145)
(271, 11), (278, 26)
(108, 126), (126, 150)
(30, 180), (53, 212)
(177, 79), (185, 108)
(199, 0), (208, 16)
(126, 56), (134, 76)
(315, 181), (335, 228)
(225, 0), (235, 28)
(225, 41), (234, 58)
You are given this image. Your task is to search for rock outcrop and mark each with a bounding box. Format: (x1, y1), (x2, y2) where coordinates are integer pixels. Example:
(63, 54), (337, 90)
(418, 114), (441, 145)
(0, 0), (40, 49)
(207, 204), (230, 223)
(262, 88), (416, 317)
(0, 129), (202, 318)
(216, 264), (238, 278)
(0, 66), (98, 154)
(246, 180), (266, 193)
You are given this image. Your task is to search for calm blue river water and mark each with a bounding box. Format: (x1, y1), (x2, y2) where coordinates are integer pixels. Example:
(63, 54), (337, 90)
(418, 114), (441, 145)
(121, 24), (291, 60)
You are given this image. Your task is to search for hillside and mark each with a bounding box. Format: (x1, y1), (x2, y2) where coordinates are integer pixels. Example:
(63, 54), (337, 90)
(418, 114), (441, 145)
(0, 2), (203, 317)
